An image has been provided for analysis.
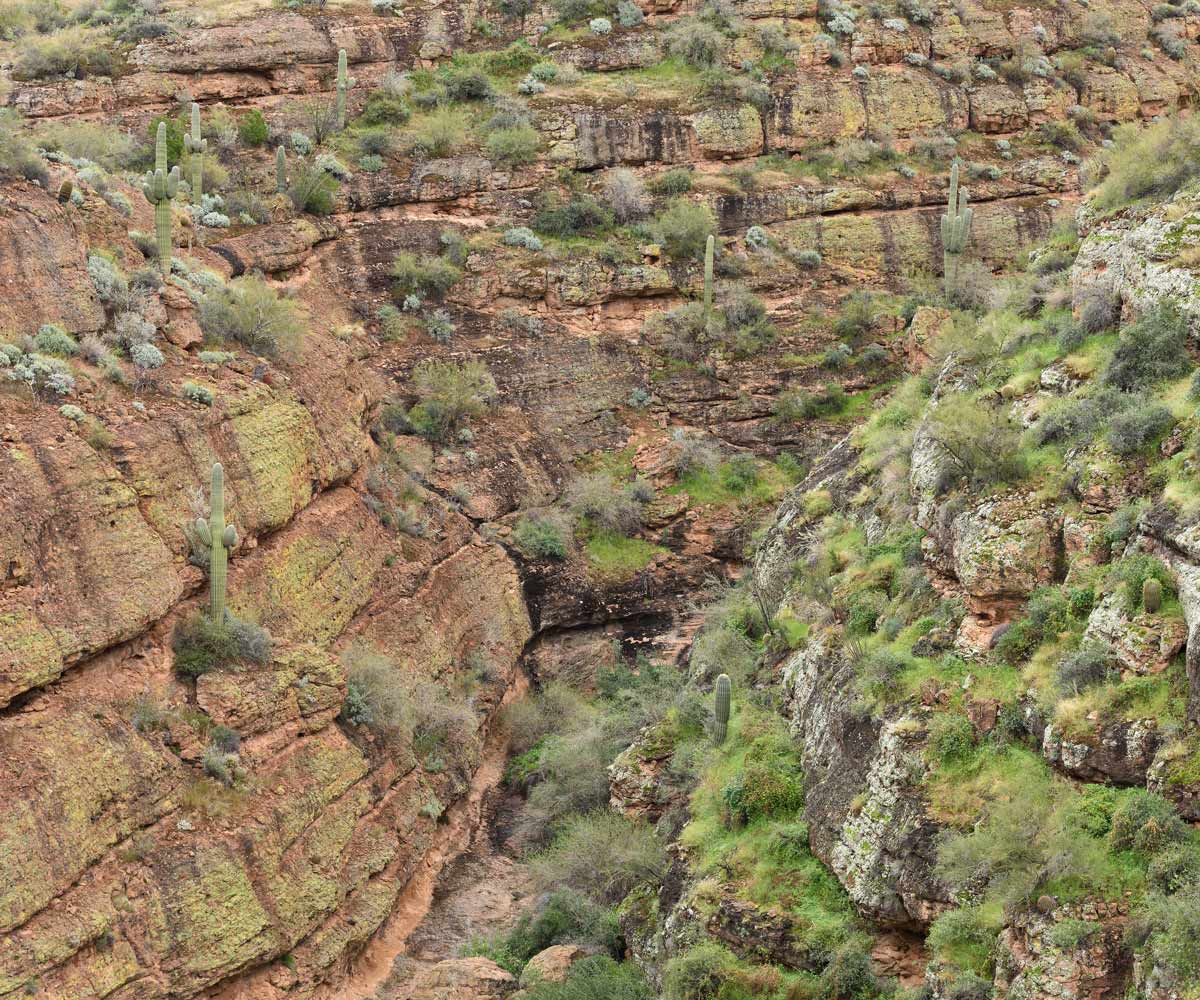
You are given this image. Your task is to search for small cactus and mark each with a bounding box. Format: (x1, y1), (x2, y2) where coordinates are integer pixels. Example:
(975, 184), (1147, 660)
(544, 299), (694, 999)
(335, 49), (357, 130)
(183, 102), (207, 206)
(275, 144), (287, 193)
(940, 160), (973, 298)
(1143, 577), (1163, 614)
(713, 673), (731, 745)
(702, 234), (714, 316)
(193, 462), (239, 622)
(141, 122), (180, 272)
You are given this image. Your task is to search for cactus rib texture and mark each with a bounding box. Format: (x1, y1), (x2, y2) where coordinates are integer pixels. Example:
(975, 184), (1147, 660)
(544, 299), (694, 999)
(141, 122), (180, 272)
(335, 49), (357, 130)
(276, 144), (287, 193)
(1143, 578), (1163, 614)
(194, 463), (239, 622)
(703, 234), (715, 316)
(183, 102), (207, 206)
(713, 673), (731, 745)
(940, 160), (973, 297)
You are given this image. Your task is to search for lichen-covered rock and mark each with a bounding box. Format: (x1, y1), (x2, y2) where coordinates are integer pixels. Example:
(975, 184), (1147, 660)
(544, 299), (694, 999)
(1042, 718), (1162, 786)
(520, 945), (589, 988)
(410, 957), (518, 999)
(1082, 592), (1187, 675)
(994, 900), (1132, 1000)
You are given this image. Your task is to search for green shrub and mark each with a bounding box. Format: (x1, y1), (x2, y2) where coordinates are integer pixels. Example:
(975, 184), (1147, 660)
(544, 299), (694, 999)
(857, 648), (910, 702)
(774, 384), (848, 421)
(486, 124), (541, 165)
(33, 324), (78, 356)
(1055, 642), (1117, 695)
(994, 587), (1076, 664)
(35, 119), (137, 170)
(927, 713), (976, 764)
(663, 942), (737, 1000)
(648, 167), (694, 195)
(443, 66), (495, 102)
(1106, 404), (1175, 455)
(390, 251), (463, 299)
(663, 19), (728, 68)
(406, 358), (496, 441)
(1110, 554), (1175, 617)
(359, 88), (412, 126)
(514, 514), (570, 559)
(815, 942), (884, 1000)
(924, 394), (1028, 490)
(1100, 302), (1192, 391)
(831, 291), (875, 341)
(655, 197), (716, 261)
(237, 109), (269, 146)
(564, 472), (650, 535)
(524, 956), (653, 1000)
(1130, 886), (1200, 983)
(0, 110), (49, 184)
(1109, 790), (1190, 853)
(1094, 116), (1200, 211)
(287, 161), (339, 215)
(1147, 843), (1200, 894)
(722, 758), (803, 827)
(531, 811), (667, 904)
(12, 25), (120, 81)
(403, 107), (470, 158)
(533, 192), (614, 238)
(172, 613), (271, 679)
(1049, 918), (1100, 950)
(927, 906), (1000, 978)
(198, 275), (306, 360)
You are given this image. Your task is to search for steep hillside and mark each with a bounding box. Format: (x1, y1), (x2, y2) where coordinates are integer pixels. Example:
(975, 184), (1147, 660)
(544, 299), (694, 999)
(1, 0), (1199, 997)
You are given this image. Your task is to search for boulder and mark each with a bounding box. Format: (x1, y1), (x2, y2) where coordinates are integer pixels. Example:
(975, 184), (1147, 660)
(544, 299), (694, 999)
(411, 958), (518, 1000)
(519, 945), (588, 988)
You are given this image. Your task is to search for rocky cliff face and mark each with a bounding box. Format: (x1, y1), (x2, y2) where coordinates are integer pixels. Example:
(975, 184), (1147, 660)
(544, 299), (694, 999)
(3, 0), (1200, 996)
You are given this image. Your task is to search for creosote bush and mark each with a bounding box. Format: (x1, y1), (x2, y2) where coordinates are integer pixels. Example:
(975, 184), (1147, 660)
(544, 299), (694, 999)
(406, 358), (497, 441)
(198, 275), (306, 360)
(656, 197), (716, 260)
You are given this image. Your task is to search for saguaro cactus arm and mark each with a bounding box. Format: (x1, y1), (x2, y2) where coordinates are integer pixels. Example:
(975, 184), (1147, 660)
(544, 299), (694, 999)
(713, 673), (731, 745)
(183, 102), (208, 205)
(275, 144), (287, 193)
(703, 234), (715, 315)
(335, 49), (357, 129)
(194, 463), (238, 621)
(940, 160), (974, 256)
(141, 122), (179, 272)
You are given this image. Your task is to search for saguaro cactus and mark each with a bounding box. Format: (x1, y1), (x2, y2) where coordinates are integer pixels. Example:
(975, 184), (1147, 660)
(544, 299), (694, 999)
(940, 160), (973, 298)
(275, 144), (287, 193)
(713, 673), (731, 745)
(183, 102), (207, 206)
(703, 234), (715, 315)
(141, 122), (180, 272)
(1143, 578), (1163, 614)
(335, 49), (356, 130)
(194, 463), (238, 622)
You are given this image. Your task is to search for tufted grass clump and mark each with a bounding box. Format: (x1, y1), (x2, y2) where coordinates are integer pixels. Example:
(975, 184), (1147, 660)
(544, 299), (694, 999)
(390, 250), (463, 300)
(513, 513), (570, 559)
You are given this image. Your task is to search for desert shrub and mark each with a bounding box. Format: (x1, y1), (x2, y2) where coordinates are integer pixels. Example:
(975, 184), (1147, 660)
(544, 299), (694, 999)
(198, 275), (306, 360)
(831, 291), (875, 341)
(993, 587), (1075, 664)
(927, 907), (999, 978)
(236, 109), (268, 146)
(358, 89), (411, 128)
(857, 648), (910, 702)
(1147, 843), (1200, 894)
(340, 646), (409, 732)
(1110, 790), (1190, 853)
(403, 107), (470, 158)
(564, 472), (649, 535)
(1055, 641), (1118, 694)
(502, 226), (544, 251)
(656, 198), (716, 260)
(173, 614), (271, 679)
(923, 394), (1028, 490)
(1106, 403), (1175, 455)
(1077, 282), (1119, 333)
(648, 168), (694, 195)
(1100, 302), (1191, 390)
(486, 124), (541, 165)
(663, 943), (738, 1000)
(1032, 386), (1129, 447)
(287, 161), (339, 215)
(1093, 117), (1200, 211)
(927, 713), (976, 764)
(814, 942), (884, 1000)
(617, 0), (645, 25)
(533, 192), (614, 238)
(443, 66), (495, 102)
(514, 513), (570, 559)
(390, 251), (463, 300)
(36, 119), (137, 170)
(0, 110), (49, 184)
(12, 25), (119, 80)
(774, 384), (848, 421)
(664, 18), (728, 67)
(407, 358), (497, 441)
(531, 811), (667, 903)
(33, 324), (78, 356)
(524, 956), (653, 1000)
(501, 890), (623, 968)
(603, 167), (650, 222)
(1129, 886), (1200, 982)
(721, 754), (804, 827)
(182, 381), (214, 405)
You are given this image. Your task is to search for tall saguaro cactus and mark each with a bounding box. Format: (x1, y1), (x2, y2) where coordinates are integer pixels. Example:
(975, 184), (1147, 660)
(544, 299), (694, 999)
(275, 144), (287, 193)
(335, 49), (356, 130)
(702, 234), (715, 316)
(940, 160), (973, 298)
(713, 673), (731, 745)
(141, 122), (180, 272)
(194, 463), (239, 622)
(183, 102), (207, 206)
